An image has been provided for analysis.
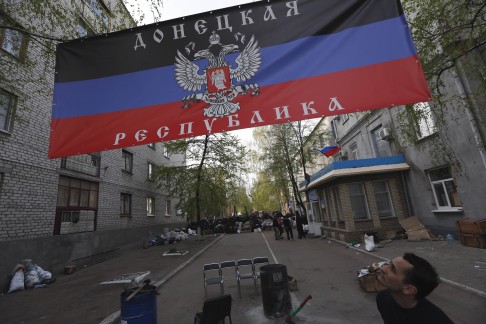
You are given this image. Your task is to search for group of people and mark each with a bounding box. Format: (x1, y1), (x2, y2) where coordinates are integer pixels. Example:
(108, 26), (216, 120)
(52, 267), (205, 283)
(271, 211), (307, 241)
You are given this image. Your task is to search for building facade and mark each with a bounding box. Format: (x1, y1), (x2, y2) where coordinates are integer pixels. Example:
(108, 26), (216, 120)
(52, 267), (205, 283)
(0, 0), (185, 288)
(301, 45), (486, 241)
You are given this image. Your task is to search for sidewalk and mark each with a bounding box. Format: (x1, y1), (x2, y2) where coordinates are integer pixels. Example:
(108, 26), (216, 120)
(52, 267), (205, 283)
(339, 238), (486, 297)
(1, 231), (484, 324)
(0, 234), (222, 324)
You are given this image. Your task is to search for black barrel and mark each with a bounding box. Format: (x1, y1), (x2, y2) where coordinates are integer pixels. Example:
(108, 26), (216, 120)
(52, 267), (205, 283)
(260, 264), (292, 319)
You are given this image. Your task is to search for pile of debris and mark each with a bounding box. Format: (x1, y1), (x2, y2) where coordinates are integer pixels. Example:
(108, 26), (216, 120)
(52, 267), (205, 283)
(8, 259), (56, 294)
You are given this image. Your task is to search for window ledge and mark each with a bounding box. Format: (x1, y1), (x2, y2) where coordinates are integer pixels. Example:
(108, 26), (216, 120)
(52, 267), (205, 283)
(164, 214), (171, 217)
(146, 214), (155, 217)
(431, 208), (463, 213)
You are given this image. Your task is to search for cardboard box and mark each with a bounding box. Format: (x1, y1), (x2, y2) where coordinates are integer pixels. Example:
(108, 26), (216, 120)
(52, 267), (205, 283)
(459, 233), (486, 249)
(399, 216), (430, 241)
(358, 273), (386, 293)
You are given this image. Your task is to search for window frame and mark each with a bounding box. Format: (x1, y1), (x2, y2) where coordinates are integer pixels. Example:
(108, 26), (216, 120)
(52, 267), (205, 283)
(120, 193), (132, 217)
(0, 13), (29, 61)
(428, 168), (463, 211)
(349, 142), (359, 160)
(348, 182), (370, 220)
(0, 88), (17, 134)
(372, 180), (395, 218)
(146, 197), (155, 216)
(57, 176), (99, 209)
(122, 150), (133, 174)
(411, 102), (436, 140)
(163, 146), (170, 159)
(165, 200), (171, 217)
(147, 161), (155, 180)
(147, 143), (155, 150)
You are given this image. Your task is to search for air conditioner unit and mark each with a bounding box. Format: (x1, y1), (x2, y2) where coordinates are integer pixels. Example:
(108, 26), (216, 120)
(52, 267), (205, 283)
(378, 127), (393, 140)
(341, 152), (348, 160)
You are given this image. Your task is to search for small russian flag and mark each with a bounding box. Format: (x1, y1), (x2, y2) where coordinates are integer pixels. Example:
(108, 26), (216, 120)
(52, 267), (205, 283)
(319, 146), (341, 157)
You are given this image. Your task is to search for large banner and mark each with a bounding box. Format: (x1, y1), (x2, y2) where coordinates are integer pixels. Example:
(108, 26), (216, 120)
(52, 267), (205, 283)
(49, 0), (430, 158)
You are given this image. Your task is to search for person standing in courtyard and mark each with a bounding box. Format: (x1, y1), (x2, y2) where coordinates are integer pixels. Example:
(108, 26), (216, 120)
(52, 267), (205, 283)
(283, 213), (294, 240)
(376, 253), (454, 324)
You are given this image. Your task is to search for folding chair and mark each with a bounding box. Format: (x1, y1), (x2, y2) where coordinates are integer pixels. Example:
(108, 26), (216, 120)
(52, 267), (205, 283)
(203, 263), (222, 298)
(236, 259), (257, 298)
(219, 260), (237, 295)
(252, 256), (270, 282)
(194, 294), (232, 324)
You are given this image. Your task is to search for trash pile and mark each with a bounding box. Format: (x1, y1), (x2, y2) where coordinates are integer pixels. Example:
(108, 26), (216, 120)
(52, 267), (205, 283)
(8, 259), (56, 294)
(147, 228), (191, 247)
(357, 261), (387, 293)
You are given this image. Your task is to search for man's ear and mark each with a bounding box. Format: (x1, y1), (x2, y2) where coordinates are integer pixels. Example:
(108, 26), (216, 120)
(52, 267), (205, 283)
(402, 284), (417, 296)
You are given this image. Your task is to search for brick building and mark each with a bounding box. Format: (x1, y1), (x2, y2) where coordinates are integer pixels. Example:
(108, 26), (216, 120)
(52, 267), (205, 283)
(0, 0), (185, 288)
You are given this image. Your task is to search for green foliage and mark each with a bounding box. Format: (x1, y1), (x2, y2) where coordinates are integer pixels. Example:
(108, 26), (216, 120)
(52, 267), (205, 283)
(153, 133), (248, 222)
(253, 120), (330, 214)
(403, 0), (486, 95)
(251, 172), (281, 211)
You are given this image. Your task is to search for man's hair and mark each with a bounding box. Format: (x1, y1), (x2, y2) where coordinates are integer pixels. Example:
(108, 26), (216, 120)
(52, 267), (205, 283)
(403, 253), (440, 299)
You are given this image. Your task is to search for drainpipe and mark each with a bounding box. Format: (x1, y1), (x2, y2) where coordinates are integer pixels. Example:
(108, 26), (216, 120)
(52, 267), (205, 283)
(454, 68), (486, 171)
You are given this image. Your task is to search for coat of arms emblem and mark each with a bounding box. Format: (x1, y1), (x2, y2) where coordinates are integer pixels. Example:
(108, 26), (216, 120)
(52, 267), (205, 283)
(174, 31), (262, 118)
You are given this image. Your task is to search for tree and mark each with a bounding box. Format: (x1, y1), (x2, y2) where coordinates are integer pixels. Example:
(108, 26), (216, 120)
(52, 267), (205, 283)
(395, 0), (486, 171)
(250, 171), (282, 211)
(403, 0), (486, 94)
(153, 133), (248, 223)
(253, 120), (329, 215)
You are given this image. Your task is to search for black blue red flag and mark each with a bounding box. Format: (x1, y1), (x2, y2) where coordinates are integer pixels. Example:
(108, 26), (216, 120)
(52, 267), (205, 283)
(49, 0), (430, 158)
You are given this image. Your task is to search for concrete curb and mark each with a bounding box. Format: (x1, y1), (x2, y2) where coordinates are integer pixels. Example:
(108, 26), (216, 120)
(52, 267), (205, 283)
(325, 237), (486, 299)
(100, 234), (225, 324)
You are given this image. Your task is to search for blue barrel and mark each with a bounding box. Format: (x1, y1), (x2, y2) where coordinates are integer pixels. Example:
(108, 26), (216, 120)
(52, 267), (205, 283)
(120, 285), (157, 324)
(260, 264), (292, 319)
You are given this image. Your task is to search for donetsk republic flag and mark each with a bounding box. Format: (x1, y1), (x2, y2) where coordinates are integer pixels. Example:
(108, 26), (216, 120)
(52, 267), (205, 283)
(49, 0), (430, 158)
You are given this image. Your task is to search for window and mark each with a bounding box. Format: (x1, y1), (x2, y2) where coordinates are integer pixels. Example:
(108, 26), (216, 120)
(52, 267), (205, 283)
(122, 150), (133, 173)
(147, 162), (155, 180)
(348, 183), (369, 220)
(371, 126), (392, 157)
(163, 146), (170, 159)
(428, 167), (463, 210)
(120, 193), (132, 216)
(325, 187), (342, 222)
(76, 18), (93, 37)
(349, 143), (359, 160)
(147, 143), (155, 149)
(412, 102), (436, 140)
(0, 14), (28, 60)
(57, 176), (98, 208)
(165, 200), (171, 216)
(372, 181), (395, 218)
(0, 88), (16, 133)
(83, 0), (110, 29)
(146, 197), (155, 216)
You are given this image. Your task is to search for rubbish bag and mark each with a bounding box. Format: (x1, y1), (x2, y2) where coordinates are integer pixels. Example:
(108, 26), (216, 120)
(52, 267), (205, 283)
(364, 234), (375, 252)
(8, 270), (25, 293)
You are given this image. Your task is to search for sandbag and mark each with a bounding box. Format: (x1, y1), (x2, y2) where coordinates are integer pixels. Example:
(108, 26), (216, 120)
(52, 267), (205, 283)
(8, 270), (25, 293)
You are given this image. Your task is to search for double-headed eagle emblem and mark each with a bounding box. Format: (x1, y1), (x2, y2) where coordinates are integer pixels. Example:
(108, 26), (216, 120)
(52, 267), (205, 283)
(174, 32), (262, 118)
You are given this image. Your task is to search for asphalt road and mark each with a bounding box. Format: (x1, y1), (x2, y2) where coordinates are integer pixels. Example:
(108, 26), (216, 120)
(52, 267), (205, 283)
(157, 231), (486, 323)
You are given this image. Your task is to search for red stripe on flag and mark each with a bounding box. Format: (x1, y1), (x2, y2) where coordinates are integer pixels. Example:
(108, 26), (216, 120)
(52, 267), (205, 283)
(49, 56), (429, 158)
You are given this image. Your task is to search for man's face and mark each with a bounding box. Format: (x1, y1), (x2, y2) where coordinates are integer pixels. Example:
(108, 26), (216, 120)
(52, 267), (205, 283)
(378, 257), (414, 293)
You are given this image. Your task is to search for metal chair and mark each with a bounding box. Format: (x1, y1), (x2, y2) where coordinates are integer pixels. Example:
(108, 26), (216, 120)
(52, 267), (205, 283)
(252, 256), (270, 281)
(219, 260), (237, 295)
(236, 259), (257, 298)
(194, 294), (232, 324)
(203, 263), (222, 298)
